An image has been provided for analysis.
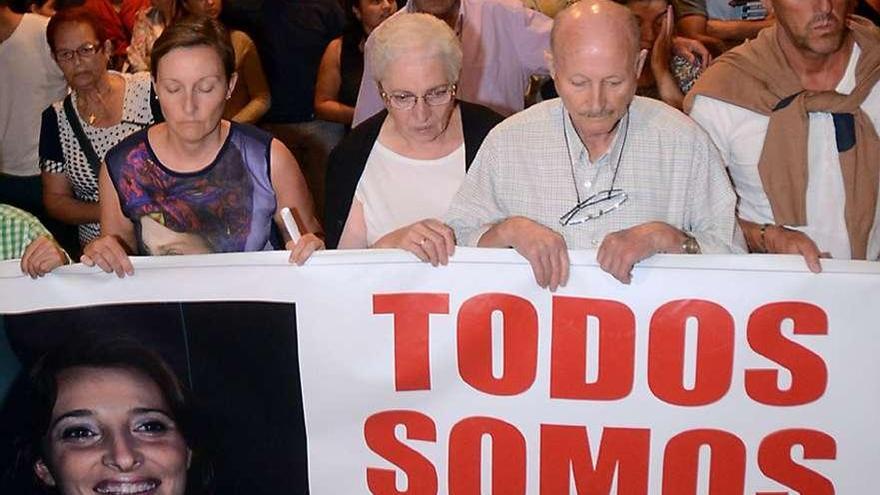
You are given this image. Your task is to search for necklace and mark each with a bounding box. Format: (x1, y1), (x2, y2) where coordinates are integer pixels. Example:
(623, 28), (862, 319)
(76, 95), (104, 126)
(562, 107), (630, 204)
(77, 78), (115, 126)
(557, 107), (631, 226)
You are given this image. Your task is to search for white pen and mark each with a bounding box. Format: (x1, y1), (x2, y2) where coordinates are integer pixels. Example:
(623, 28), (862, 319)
(280, 207), (301, 243)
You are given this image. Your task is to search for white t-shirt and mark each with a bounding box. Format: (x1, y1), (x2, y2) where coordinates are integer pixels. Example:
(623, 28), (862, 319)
(0, 14), (68, 176)
(690, 43), (880, 260)
(354, 140), (466, 246)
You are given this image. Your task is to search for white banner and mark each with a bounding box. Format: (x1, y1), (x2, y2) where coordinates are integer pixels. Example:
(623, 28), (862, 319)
(1, 248), (879, 494)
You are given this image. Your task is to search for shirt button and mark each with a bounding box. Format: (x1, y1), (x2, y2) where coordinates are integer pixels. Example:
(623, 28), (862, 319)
(583, 180), (592, 189)
(591, 239), (600, 246)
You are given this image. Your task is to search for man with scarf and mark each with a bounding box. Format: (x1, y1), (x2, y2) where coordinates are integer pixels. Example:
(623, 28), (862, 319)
(686, 0), (880, 271)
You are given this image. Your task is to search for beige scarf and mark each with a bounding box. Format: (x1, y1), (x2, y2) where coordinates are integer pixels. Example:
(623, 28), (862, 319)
(684, 17), (880, 259)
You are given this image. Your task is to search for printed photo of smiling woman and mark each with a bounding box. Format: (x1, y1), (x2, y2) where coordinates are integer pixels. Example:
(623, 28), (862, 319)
(20, 335), (212, 495)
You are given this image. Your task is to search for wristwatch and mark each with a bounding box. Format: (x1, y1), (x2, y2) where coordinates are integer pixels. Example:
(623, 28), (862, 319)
(681, 232), (701, 254)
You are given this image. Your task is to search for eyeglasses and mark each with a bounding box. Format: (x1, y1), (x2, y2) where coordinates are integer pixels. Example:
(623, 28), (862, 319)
(54, 43), (101, 63)
(379, 84), (457, 110)
(558, 107), (630, 226)
(559, 189), (629, 225)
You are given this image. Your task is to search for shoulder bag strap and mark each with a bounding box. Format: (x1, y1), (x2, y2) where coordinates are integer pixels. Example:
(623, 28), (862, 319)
(62, 94), (103, 179)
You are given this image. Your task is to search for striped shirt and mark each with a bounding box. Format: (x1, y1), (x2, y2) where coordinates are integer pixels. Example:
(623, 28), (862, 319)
(445, 97), (746, 253)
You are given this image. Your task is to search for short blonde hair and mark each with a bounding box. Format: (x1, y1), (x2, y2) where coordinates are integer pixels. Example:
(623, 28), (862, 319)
(367, 13), (463, 86)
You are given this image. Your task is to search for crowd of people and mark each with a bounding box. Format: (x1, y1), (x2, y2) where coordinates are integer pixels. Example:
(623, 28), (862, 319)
(1, 0), (880, 490)
(1, 0), (877, 285)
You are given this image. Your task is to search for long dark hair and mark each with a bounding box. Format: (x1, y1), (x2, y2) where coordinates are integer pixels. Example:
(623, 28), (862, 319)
(342, 0), (369, 49)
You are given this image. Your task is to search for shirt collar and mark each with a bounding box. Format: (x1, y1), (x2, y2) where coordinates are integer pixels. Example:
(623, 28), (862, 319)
(561, 103), (630, 167)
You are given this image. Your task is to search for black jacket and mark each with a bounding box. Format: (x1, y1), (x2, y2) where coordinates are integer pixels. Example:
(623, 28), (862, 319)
(324, 101), (504, 248)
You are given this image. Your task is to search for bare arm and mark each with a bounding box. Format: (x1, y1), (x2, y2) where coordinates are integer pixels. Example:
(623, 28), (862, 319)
(42, 172), (100, 225)
(677, 15), (727, 54)
(337, 199), (368, 249)
(269, 139), (325, 263)
(706, 17), (774, 43)
(651, 7), (686, 109)
(81, 163), (136, 277)
(230, 34), (271, 124)
(97, 163), (137, 253)
(314, 38), (355, 126)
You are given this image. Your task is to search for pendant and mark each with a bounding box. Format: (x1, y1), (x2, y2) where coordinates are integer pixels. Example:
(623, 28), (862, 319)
(88, 113), (96, 125)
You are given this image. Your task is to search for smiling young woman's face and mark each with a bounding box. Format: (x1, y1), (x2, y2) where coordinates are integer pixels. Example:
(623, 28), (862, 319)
(35, 366), (190, 495)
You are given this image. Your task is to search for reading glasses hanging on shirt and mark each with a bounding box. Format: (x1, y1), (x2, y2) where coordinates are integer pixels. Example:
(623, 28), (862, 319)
(558, 106), (630, 226)
(559, 189), (629, 226)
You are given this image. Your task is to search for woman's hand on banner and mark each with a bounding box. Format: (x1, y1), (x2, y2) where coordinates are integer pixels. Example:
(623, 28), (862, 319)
(287, 233), (325, 265)
(81, 235), (134, 277)
(20, 236), (68, 278)
(373, 219), (456, 267)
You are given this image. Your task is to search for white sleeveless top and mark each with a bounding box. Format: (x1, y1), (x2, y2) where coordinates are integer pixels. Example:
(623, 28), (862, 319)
(355, 140), (466, 245)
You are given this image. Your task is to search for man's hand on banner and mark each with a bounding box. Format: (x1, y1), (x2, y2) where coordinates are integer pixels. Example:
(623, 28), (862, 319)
(494, 217), (570, 291)
(598, 222), (688, 284)
(373, 219), (456, 267)
(287, 233), (325, 265)
(81, 235), (135, 278)
(760, 224), (826, 274)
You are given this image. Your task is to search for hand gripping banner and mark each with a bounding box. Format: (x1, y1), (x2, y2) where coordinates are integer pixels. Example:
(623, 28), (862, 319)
(1, 249), (878, 494)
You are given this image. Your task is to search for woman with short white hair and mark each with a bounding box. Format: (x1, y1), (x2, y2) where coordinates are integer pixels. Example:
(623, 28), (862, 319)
(325, 13), (503, 265)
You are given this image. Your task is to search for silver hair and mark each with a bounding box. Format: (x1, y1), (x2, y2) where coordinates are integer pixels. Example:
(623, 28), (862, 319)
(367, 13), (463, 86)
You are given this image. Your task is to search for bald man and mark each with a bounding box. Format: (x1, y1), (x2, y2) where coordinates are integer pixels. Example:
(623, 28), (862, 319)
(446, 0), (744, 288)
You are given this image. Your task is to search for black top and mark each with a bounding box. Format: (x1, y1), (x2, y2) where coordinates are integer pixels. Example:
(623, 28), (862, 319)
(339, 31), (365, 109)
(323, 100), (505, 248)
(259, 0), (346, 123)
(855, 1), (880, 26)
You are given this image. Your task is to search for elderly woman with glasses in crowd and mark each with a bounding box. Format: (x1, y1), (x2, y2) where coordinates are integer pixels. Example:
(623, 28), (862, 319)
(40, 7), (160, 253)
(81, 16), (323, 277)
(324, 13), (503, 265)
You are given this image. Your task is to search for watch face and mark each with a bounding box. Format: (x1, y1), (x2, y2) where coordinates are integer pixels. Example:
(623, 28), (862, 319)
(684, 235), (700, 254)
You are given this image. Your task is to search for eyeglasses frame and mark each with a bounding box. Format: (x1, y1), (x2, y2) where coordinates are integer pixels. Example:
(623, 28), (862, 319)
(378, 83), (459, 110)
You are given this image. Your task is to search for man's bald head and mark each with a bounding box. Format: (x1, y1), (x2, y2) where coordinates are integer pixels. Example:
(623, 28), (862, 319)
(551, 0), (642, 64)
(546, 0), (647, 151)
